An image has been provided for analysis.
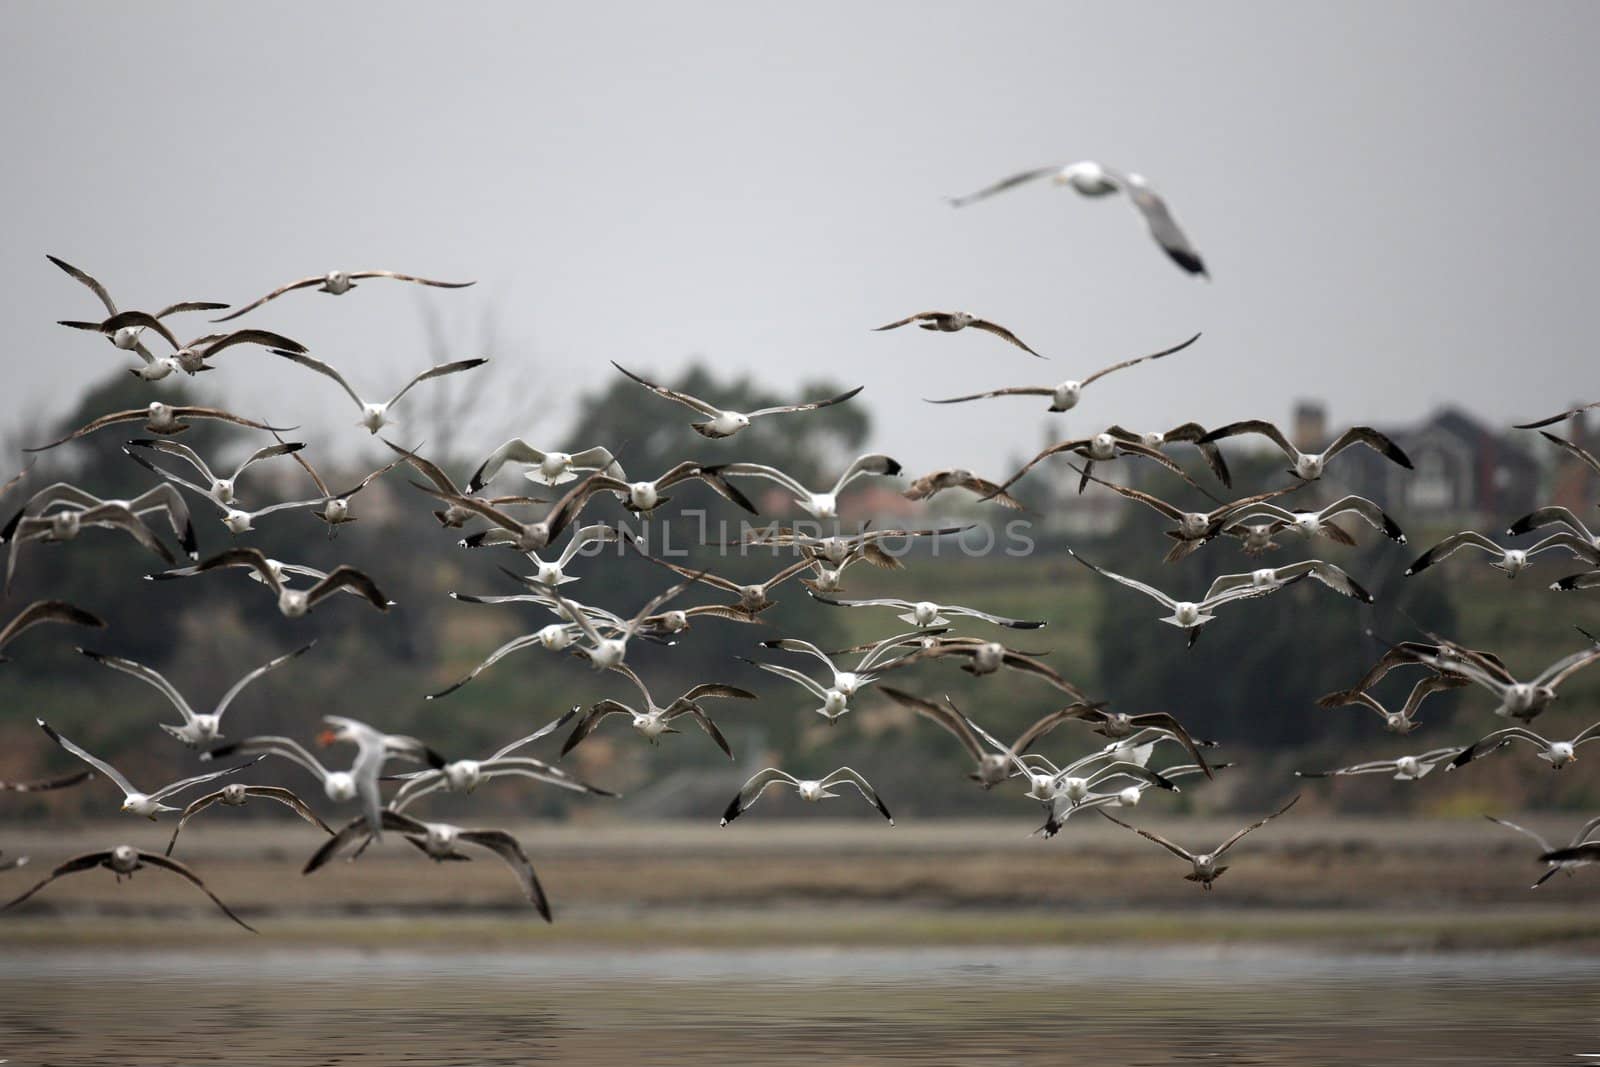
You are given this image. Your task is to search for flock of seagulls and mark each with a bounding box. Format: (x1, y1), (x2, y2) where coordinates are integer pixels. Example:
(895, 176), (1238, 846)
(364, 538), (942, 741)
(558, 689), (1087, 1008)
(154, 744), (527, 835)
(2, 158), (1596, 930)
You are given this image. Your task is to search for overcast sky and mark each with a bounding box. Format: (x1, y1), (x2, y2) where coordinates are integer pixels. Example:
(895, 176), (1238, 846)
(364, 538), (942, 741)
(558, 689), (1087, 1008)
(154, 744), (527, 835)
(3, 2), (1596, 477)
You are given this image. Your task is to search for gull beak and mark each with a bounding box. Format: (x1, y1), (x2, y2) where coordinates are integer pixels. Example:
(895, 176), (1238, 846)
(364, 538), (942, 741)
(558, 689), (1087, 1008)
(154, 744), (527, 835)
(315, 729), (339, 747)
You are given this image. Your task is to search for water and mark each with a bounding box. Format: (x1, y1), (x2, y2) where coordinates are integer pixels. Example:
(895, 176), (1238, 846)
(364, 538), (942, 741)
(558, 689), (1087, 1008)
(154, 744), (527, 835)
(2, 947), (1597, 1065)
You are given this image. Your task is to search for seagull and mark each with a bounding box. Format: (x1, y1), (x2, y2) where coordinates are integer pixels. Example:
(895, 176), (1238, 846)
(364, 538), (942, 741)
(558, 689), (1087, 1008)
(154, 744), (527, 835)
(1335, 639), (1509, 699)
(640, 554), (820, 617)
(806, 591), (1046, 630)
(77, 641), (314, 747)
(165, 783), (332, 857)
(273, 350), (488, 434)
(1405, 530), (1600, 578)
(874, 636), (1089, 699)
(562, 663), (755, 759)
(1202, 560), (1374, 605)
(60, 312), (308, 376)
(1053, 705), (1214, 777)
(2, 481), (197, 558)
(725, 523), (969, 570)
(1407, 640), (1600, 723)
(1097, 796), (1300, 889)
(35, 719), (255, 818)
(502, 524), (622, 587)
(213, 269), (475, 322)
(468, 440), (623, 489)
(379, 439), (548, 528)
(1069, 464), (1295, 562)
(6, 503), (178, 595)
(1506, 506), (1600, 551)
(985, 739), (1180, 822)
(1198, 422), (1413, 482)
(426, 620), (586, 699)
(1486, 814), (1600, 888)
(926, 333), (1200, 413)
(1513, 402), (1600, 430)
(611, 362), (864, 438)
(877, 688), (1080, 788)
(208, 716), (444, 838)
(150, 554), (384, 606)
(990, 432), (1201, 497)
(568, 461), (758, 515)
(26, 403), (295, 452)
(1223, 496), (1407, 548)
(747, 631), (931, 722)
(0, 600), (104, 663)
(2, 844), (255, 931)
(1038, 760), (1233, 838)
(544, 576), (702, 671)
(720, 768), (894, 826)
(123, 448), (326, 534)
(280, 443), (405, 531)
(1296, 748), (1463, 781)
(947, 162), (1208, 276)
(48, 254), (227, 374)
(716, 455), (901, 520)
(186, 547), (392, 616)
(387, 711), (614, 808)
(304, 810), (552, 920)
(1065, 545), (1300, 646)
(414, 468), (603, 552)
(123, 438), (305, 508)
(901, 469), (1025, 510)
(1534, 429), (1600, 479)
(1447, 723), (1600, 771)
(873, 311), (1045, 358)
(1103, 424), (1234, 488)
(1314, 674), (1469, 734)
(0, 768), (94, 792)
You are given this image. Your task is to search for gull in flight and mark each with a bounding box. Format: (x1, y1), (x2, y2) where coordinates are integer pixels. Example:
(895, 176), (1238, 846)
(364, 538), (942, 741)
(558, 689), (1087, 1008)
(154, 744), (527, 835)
(26, 403), (294, 452)
(0, 600), (104, 663)
(1297, 748), (1464, 781)
(418, 468), (603, 552)
(280, 443), (405, 532)
(902, 468), (1025, 510)
(544, 574), (703, 671)
(186, 547), (392, 617)
(874, 636), (1089, 700)
(1198, 422), (1413, 482)
(1039, 759), (1230, 838)
(983, 734), (1179, 822)
(213, 269), (475, 322)
(926, 333), (1200, 413)
(1314, 674), (1469, 735)
(61, 312), (308, 377)
(947, 161), (1209, 276)
(611, 362), (863, 439)
(725, 523), (969, 572)
(2, 844), (254, 931)
(305, 810), (553, 920)
(165, 783), (332, 857)
(5, 503), (178, 595)
(561, 663), (755, 759)
(123, 447), (326, 534)
(380, 439), (547, 528)
(1329, 639), (1508, 700)
(1102, 424), (1233, 488)
(469, 440), (623, 489)
(568, 461), (758, 515)
(746, 631), (931, 722)
(502, 524), (621, 588)
(36, 719), (255, 818)
(874, 311), (1045, 358)
(720, 768), (894, 826)
(1405, 530), (1600, 578)
(1505, 506), (1600, 553)
(1406, 639), (1600, 723)
(273, 349), (488, 434)
(1486, 814), (1600, 888)
(877, 688), (1081, 788)
(207, 716), (444, 839)
(1202, 560), (1374, 605)
(716, 454), (901, 520)
(77, 642), (314, 747)
(1098, 796), (1301, 889)
(1066, 545), (1302, 646)
(3, 480), (196, 560)
(990, 432), (1202, 497)
(1447, 722), (1600, 771)
(1223, 496), (1407, 549)
(123, 438), (305, 508)
(641, 554), (816, 618)
(386, 711), (614, 809)
(807, 591), (1045, 630)
(47, 254), (227, 375)
(1069, 463), (1294, 562)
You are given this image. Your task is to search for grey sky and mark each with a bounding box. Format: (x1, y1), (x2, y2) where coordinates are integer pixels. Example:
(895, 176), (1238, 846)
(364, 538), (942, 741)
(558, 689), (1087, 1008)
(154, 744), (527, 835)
(3, 1), (1596, 477)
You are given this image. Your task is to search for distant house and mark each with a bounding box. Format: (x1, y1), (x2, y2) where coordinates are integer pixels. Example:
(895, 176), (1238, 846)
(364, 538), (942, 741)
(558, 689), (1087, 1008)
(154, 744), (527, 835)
(1295, 403), (1544, 528)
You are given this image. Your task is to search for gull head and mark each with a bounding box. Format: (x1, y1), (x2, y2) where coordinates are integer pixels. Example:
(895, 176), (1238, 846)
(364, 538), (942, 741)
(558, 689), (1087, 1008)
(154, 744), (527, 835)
(1547, 741), (1577, 768)
(627, 482), (660, 511)
(535, 453), (573, 484)
(1025, 773), (1057, 801)
(822, 688), (850, 716)
(322, 497), (350, 524)
(806, 493), (838, 520)
(1059, 776), (1089, 802)
(1058, 161), (1117, 196)
(322, 771), (356, 802)
(1383, 712), (1413, 734)
(833, 671), (861, 696)
(1117, 785), (1144, 807)
(817, 537), (850, 563)
(112, 325), (143, 350)
(971, 642), (1006, 673)
(709, 412), (750, 436)
(910, 602), (942, 627)
(1049, 381), (1083, 412)
(654, 610), (689, 633)
(109, 845), (139, 873)
(1172, 602), (1202, 628)
(48, 511), (82, 540)
(1499, 549), (1529, 575)
(1292, 513), (1321, 537)
(137, 358), (180, 382)
(796, 780), (828, 802)
(324, 270), (354, 294)
(537, 625), (574, 651)
(1086, 433), (1117, 461)
(636, 713), (669, 740)
(209, 478), (236, 505)
(147, 402), (176, 428)
(444, 759), (482, 792)
(422, 822), (459, 854)
(120, 792), (155, 816)
(737, 585), (766, 609)
(1292, 454), (1324, 480)
(1395, 755), (1423, 778)
(1504, 682), (1539, 713)
(359, 404), (388, 433)
(220, 783), (249, 806)
(1178, 512), (1210, 539)
(190, 714), (222, 743)
(533, 561), (565, 587)
(976, 754), (1010, 787)
(810, 567), (842, 592)
(277, 589), (311, 618)
(589, 638), (626, 671)
(518, 523), (553, 552)
(1250, 568), (1279, 588)
(221, 509), (254, 535)
(175, 347), (207, 375)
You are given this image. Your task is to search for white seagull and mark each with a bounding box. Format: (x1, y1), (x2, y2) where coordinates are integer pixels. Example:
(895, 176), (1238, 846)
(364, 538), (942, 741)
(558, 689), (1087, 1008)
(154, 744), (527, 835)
(611, 362), (863, 439)
(877, 688), (1081, 788)
(123, 438), (305, 508)
(188, 547), (392, 617)
(561, 663), (755, 759)
(720, 768), (894, 826)
(213, 269), (475, 322)
(807, 591), (1046, 629)
(1486, 814), (1600, 888)
(1314, 674), (1469, 735)
(273, 349), (488, 434)
(1198, 422), (1413, 482)
(2, 844), (255, 931)
(717, 454), (902, 519)
(165, 783), (332, 857)
(0, 600), (105, 663)
(469, 440), (623, 489)
(1097, 796), (1301, 890)
(380, 439), (548, 528)
(77, 642), (314, 747)
(1447, 723), (1600, 771)
(36, 719), (255, 819)
(1405, 530), (1600, 578)
(1408, 640), (1600, 723)
(1224, 496), (1406, 548)
(874, 311), (1045, 358)
(746, 631), (931, 722)
(926, 333), (1200, 413)
(1296, 748), (1462, 781)
(26, 403), (295, 452)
